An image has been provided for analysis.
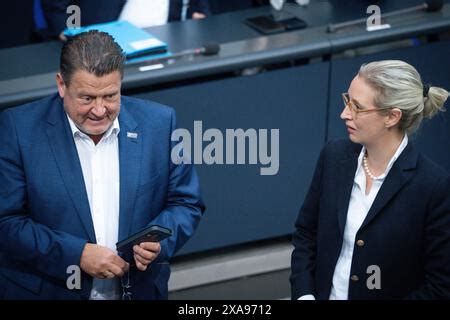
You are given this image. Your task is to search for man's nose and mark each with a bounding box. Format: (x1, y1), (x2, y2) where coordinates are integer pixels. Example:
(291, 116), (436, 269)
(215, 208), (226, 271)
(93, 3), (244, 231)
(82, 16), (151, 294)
(91, 99), (106, 117)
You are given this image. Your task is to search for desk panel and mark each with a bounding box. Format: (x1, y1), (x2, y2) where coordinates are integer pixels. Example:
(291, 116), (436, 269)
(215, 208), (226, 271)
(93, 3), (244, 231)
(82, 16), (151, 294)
(135, 62), (329, 254)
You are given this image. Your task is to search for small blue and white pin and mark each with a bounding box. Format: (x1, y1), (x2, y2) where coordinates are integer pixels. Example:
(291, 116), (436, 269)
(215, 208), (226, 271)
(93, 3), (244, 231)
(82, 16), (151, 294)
(127, 132), (138, 139)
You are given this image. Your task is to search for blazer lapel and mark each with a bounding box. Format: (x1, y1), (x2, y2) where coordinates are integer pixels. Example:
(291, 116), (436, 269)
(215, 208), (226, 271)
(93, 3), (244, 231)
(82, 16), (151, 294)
(45, 97), (96, 242)
(336, 145), (360, 235)
(360, 143), (417, 230)
(117, 106), (142, 241)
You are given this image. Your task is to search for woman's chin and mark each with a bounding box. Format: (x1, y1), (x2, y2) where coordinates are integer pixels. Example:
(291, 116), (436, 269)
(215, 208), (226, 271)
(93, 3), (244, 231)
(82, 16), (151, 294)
(348, 134), (360, 144)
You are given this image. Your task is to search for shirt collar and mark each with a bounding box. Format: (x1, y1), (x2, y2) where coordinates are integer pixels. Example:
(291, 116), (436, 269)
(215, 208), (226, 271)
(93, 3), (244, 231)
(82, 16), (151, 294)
(356, 134), (409, 182)
(66, 114), (120, 140)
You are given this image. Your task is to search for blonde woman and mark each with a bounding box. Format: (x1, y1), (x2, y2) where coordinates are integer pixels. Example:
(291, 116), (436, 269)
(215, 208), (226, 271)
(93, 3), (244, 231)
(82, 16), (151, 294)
(290, 60), (450, 300)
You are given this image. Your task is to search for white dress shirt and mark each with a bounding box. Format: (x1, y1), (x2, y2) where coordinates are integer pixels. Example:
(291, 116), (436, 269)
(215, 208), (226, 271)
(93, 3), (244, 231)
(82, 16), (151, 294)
(270, 0), (309, 10)
(119, 0), (169, 28)
(329, 135), (408, 300)
(67, 115), (121, 300)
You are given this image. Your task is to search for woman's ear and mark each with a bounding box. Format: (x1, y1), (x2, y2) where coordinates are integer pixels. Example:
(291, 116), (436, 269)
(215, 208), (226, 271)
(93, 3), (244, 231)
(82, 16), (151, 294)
(385, 108), (402, 129)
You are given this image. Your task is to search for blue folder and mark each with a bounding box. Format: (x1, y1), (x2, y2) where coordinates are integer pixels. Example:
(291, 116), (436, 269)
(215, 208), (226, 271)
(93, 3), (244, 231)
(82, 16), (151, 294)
(64, 20), (169, 61)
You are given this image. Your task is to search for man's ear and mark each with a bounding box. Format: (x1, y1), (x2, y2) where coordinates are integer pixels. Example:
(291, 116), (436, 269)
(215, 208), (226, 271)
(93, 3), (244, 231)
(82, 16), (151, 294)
(56, 73), (66, 98)
(385, 108), (402, 129)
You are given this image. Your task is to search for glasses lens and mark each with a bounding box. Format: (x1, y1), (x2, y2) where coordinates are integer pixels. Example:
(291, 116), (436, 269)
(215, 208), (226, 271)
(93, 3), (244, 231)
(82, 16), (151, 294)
(343, 93), (358, 115)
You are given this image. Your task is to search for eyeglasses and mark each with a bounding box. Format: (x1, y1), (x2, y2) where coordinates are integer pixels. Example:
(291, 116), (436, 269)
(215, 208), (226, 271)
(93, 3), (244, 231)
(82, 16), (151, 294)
(120, 271), (132, 300)
(342, 93), (392, 115)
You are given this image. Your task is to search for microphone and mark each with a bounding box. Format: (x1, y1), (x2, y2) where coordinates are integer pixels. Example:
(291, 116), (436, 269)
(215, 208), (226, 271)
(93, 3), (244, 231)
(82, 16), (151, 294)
(165, 43), (220, 60)
(327, 0), (443, 33)
(137, 43), (220, 72)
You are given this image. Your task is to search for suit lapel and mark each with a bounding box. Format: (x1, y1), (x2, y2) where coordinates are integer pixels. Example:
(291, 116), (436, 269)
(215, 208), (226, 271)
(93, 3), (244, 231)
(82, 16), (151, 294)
(45, 97), (96, 242)
(336, 145), (360, 235)
(117, 105), (142, 241)
(360, 143), (417, 230)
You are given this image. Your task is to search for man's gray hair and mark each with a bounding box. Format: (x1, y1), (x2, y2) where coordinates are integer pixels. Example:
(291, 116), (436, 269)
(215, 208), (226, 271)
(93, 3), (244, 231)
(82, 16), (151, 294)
(60, 30), (126, 86)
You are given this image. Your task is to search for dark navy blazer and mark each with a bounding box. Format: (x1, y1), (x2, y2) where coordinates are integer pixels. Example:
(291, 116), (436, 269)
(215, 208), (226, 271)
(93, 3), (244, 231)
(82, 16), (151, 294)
(290, 139), (450, 300)
(0, 94), (204, 299)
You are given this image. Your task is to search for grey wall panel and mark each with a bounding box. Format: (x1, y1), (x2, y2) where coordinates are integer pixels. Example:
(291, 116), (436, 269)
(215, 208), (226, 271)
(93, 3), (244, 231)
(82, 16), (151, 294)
(133, 62), (329, 255)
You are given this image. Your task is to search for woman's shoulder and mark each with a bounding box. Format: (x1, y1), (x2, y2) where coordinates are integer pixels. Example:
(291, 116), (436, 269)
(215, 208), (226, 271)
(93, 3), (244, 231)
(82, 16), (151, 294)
(321, 138), (361, 160)
(416, 152), (450, 181)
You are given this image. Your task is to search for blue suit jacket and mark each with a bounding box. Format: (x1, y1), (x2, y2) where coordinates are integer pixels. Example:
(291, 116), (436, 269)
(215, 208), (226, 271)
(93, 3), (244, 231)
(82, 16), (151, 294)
(0, 94), (204, 300)
(290, 139), (450, 300)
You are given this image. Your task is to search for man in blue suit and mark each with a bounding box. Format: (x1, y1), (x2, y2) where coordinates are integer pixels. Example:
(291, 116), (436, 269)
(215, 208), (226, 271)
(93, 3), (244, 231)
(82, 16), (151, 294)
(0, 30), (204, 300)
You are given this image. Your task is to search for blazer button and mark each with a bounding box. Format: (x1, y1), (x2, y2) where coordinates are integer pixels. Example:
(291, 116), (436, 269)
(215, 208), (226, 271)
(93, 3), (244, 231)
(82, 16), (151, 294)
(351, 275), (359, 282)
(356, 240), (365, 247)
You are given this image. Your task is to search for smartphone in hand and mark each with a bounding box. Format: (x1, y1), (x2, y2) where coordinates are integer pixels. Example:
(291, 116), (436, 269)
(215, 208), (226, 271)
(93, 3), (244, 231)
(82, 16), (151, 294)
(116, 225), (172, 263)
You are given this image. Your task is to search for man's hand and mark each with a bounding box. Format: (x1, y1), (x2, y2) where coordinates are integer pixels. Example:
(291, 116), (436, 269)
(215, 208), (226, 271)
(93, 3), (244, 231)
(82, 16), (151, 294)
(133, 242), (161, 271)
(80, 243), (129, 279)
(192, 12), (206, 20)
(59, 31), (67, 42)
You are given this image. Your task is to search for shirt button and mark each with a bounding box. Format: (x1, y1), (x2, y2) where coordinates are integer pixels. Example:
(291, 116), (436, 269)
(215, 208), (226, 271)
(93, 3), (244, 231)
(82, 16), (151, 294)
(351, 275), (359, 282)
(356, 240), (365, 247)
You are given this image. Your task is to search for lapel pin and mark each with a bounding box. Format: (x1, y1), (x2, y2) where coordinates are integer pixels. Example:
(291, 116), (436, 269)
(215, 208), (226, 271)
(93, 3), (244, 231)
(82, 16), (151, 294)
(127, 132), (138, 139)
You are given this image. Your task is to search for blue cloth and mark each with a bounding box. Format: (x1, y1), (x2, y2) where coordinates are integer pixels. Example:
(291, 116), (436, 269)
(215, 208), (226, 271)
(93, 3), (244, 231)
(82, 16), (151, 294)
(34, 0), (47, 30)
(290, 139), (450, 299)
(0, 93), (204, 300)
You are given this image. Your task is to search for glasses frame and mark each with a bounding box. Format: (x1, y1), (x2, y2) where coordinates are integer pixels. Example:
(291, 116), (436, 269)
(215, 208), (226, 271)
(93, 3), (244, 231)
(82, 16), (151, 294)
(342, 92), (392, 115)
